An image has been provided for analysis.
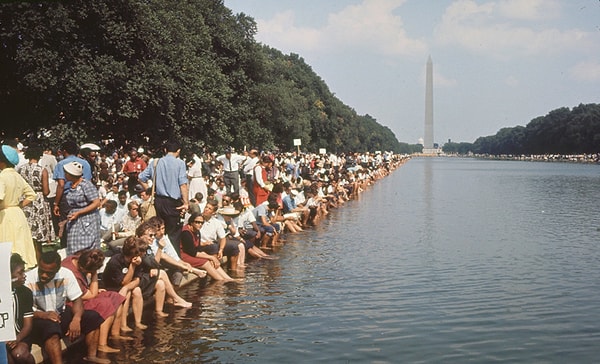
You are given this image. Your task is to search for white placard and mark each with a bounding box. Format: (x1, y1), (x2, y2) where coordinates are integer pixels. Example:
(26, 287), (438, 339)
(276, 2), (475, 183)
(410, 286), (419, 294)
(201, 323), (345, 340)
(293, 139), (302, 146)
(0, 242), (15, 342)
(319, 148), (326, 155)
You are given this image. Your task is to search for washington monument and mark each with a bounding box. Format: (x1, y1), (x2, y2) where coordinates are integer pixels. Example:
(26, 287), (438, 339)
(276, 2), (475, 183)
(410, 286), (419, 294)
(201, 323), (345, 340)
(423, 55), (434, 153)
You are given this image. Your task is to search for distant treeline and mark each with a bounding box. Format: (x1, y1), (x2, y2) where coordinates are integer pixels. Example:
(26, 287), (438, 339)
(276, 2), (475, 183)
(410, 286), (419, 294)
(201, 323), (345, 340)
(443, 103), (600, 155)
(0, 0), (414, 154)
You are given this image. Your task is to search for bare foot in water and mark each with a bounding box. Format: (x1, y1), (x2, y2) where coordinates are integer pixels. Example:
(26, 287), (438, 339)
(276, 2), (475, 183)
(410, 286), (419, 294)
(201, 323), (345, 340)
(155, 311), (169, 318)
(120, 326), (133, 333)
(174, 300), (192, 308)
(135, 322), (148, 330)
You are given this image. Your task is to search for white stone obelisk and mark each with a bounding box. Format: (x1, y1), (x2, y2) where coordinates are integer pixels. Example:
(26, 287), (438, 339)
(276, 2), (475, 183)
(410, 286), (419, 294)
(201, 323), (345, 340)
(423, 56), (434, 153)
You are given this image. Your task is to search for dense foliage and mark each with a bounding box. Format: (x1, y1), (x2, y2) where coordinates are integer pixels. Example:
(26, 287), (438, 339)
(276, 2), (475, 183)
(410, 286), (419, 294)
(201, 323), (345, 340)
(0, 0), (405, 154)
(442, 103), (600, 155)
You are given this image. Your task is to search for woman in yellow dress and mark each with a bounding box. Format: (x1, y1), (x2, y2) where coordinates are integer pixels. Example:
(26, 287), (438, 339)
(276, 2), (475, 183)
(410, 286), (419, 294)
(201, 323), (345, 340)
(0, 145), (37, 269)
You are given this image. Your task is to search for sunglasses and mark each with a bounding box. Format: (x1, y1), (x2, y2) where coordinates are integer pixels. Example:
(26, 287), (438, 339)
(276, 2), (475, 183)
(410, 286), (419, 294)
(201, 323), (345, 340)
(193, 220), (204, 224)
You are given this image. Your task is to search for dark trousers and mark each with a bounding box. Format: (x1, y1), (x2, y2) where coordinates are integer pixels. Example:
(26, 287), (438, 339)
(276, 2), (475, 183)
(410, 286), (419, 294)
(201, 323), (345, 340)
(245, 174), (255, 206)
(223, 171), (240, 194)
(155, 195), (183, 257)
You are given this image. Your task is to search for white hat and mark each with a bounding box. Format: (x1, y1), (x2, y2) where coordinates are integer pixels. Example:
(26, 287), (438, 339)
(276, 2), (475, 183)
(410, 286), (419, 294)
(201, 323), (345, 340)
(290, 189), (298, 196)
(64, 161), (83, 176)
(80, 143), (101, 151)
(218, 206), (240, 216)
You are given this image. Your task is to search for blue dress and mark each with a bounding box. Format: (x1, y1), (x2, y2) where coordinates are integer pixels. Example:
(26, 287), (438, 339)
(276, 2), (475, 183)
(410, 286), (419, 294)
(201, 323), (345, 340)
(65, 179), (101, 255)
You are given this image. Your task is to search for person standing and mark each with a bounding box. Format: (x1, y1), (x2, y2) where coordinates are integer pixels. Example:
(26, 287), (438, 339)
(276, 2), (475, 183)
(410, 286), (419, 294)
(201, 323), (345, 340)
(121, 149), (147, 196)
(63, 161), (102, 255)
(241, 149), (259, 206)
(52, 141), (92, 248)
(252, 156), (273, 207)
(216, 148), (245, 195)
(138, 140), (189, 257)
(0, 144), (37, 269)
(17, 146), (56, 256)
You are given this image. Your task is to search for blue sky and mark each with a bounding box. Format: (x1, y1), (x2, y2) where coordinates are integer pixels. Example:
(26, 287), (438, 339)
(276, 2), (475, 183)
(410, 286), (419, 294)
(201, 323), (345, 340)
(224, 0), (600, 145)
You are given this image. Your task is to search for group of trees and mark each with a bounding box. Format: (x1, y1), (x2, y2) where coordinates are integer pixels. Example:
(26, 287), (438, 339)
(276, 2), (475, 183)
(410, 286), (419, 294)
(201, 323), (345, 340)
(443, 103), (600, 156)
(0, 0), (406, 154)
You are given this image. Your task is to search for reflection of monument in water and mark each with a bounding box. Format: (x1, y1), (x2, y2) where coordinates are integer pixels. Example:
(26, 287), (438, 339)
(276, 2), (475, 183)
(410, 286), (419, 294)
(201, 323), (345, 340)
(422, 55), (438, 155)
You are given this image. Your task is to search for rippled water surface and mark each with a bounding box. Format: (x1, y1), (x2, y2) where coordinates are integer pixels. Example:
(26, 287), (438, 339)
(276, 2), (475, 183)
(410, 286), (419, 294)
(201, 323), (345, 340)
(91, 158), (600, 363)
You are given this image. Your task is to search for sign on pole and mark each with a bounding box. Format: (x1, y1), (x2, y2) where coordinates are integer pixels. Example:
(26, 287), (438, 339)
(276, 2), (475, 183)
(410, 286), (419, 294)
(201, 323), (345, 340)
(0, 242), (15, 342)
(293, 139), (301, 154)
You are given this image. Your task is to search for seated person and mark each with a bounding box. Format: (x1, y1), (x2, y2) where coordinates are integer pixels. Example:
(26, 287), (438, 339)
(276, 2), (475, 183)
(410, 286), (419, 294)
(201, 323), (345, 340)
(99, 200), (121, 244)
(146, 216), (207, 285)
(25, 251), (109, 364)
(7, 253), (34, 364)
(199, 200), (241, 270)
(108, 200), (142, 251)
(229, 201), (273, 261)
(252, 199), (283, 248)
(61, 249), (128, 353)
(282, 185), (309, 227)
(115, 190), (130, 222)
(215, 205), (246, 269)
(180, 212), (235, 282)
(135, 222), (192, 309)
(102, 236), (146, 331)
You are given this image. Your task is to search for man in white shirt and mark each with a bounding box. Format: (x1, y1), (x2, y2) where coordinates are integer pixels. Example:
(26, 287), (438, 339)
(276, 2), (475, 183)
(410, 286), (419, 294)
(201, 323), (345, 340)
(216, 148), (246, 195)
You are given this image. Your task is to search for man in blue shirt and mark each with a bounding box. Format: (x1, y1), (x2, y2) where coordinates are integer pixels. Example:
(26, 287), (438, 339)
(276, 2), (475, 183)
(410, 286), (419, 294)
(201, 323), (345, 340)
(138, 140), (189, 256)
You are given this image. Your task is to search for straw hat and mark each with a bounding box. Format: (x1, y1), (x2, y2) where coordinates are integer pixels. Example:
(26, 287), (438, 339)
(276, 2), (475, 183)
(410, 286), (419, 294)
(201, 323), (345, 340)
(218, 205), (240, 216)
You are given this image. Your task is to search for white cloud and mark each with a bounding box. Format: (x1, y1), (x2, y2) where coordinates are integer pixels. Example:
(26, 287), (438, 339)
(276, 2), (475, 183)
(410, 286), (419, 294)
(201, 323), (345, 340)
(434, 0), (594, 59)
(255, 0), (427, 57)
(497, 0), (561, 21)
(569, 61), (600, 82)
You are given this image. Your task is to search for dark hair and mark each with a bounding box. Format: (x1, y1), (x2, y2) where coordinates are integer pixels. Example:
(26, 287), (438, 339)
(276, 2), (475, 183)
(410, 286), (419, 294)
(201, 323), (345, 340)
(104, 200), (117, 209)
(147, 216), (165, 229)
(194, 192), (204, 201)
(164, 140), (181, 153)
(118, 190), (128, 197)
(187, 212), (203, 225)
(122, 236), (141, 257)
(10, 253), (26, 273)
(135, 221), (154, 238)
(233, 200), (244, 212)
(78, 249), (105, 272)
(206, 199), (218, 209)
(24, 146), (43, 160)
(40, 250), (61, 266)
(60, 141), (79, 155)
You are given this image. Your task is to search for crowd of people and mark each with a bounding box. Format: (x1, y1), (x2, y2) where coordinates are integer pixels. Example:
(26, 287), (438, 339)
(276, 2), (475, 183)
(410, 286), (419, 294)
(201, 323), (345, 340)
(0, 137), (408, 363)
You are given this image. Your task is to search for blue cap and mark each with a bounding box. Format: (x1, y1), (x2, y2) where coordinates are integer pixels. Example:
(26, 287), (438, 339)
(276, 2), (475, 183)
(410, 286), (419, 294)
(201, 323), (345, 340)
(1, 145), (19, 166)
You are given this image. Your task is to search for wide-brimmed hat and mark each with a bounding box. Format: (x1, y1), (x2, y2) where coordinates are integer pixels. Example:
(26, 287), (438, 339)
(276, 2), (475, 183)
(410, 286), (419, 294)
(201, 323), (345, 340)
(1, 145), (19, 166)
(64, 161), (83, 176)
(80, 143), (101, 151)
(290, 189), (298, 196)
(218, 205), (240, 216)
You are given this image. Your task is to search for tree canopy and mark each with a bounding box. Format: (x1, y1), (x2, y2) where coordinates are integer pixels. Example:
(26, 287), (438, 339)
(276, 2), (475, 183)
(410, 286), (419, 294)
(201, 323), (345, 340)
(0, 0), (404, 154)
(443, 103), (600, 156)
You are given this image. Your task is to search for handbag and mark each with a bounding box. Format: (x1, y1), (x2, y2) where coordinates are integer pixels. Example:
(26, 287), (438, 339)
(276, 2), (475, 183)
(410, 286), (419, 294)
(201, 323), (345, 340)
(141, 158), (159, 221)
